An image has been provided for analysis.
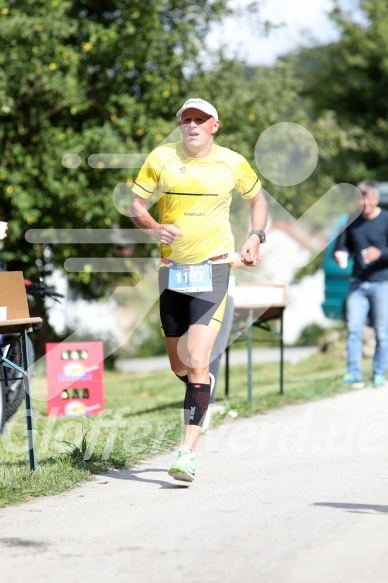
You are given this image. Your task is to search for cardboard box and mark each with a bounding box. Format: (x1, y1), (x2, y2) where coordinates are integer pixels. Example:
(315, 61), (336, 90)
(0, 271), (30, 320)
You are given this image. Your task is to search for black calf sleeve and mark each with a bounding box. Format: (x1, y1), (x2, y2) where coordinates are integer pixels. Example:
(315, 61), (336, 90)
(175, 373), (189, 385)
(184, 382), (211, 426)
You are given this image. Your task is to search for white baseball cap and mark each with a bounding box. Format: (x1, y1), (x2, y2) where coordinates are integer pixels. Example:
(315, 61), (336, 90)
(176, 98), (218, 121)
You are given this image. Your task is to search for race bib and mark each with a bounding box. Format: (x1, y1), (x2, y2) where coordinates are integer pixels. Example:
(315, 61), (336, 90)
(168, 262), (213, 293)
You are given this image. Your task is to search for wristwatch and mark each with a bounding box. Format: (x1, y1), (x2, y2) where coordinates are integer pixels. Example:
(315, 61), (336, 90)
(249, 230), (266, 243)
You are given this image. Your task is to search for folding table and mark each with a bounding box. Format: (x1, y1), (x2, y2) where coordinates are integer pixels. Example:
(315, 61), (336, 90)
(0, 272), (42, 470)
(224, 284), (286, 401)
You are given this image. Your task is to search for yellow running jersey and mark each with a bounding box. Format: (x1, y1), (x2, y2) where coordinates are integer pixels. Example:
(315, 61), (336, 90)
(132, 141), (261, 264)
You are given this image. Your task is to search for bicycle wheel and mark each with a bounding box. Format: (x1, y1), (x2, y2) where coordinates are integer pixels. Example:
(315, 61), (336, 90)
(3, 335), (35, 425)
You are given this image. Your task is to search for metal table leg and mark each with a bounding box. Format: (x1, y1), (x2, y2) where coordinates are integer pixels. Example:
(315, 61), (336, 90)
(21, 327), (36, 471)
(247, 309), (253, 402)
(279, 309), (284, 395)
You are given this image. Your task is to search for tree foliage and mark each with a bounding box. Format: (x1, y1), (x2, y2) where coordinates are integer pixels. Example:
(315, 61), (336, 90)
(301, 0), (388, 182)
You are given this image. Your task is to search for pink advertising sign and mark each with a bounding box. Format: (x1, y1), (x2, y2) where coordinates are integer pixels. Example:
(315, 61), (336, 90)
(46, 341), (104, 417)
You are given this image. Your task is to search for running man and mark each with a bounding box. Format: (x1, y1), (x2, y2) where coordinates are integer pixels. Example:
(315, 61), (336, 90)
(130, 98), (268, 482)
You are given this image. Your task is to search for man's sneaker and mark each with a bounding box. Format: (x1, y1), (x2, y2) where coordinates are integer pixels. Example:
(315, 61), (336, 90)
(200, 372), (215, 434)
(373, 374), (386, 388)
(168, 446), (196, 482)
(342, 373), (365, 389)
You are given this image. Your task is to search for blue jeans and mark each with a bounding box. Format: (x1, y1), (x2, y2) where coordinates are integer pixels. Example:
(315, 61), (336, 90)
(346, 280), (388, 380)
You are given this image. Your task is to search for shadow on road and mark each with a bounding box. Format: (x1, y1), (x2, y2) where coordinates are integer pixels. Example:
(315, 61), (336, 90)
(314, 502), (388, 514)
(101, 467), (189, 490)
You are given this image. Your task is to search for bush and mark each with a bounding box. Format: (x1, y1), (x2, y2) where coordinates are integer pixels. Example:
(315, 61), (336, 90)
(296, 323), (326, 346)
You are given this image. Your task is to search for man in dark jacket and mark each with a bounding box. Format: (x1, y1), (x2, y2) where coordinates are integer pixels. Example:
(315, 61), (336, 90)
(334, 179), (388, 388)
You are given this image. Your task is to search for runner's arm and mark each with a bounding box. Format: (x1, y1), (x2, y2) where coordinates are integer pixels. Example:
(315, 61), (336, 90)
(130, 195), (183, 243)
(241, 190), (268, 266)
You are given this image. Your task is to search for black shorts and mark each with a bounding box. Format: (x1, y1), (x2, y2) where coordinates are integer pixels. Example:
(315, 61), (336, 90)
(158, 263), (230, 337)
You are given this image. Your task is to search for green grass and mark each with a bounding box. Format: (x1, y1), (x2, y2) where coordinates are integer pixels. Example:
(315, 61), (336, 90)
(0, 350), (372, 507)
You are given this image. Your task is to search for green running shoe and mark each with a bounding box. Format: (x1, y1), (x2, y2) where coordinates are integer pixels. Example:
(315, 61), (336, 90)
(168, 446), (196, 482)
(342, 373), (365, 389)
(200, 372), (215, 434)
(373, 374), (386, 388)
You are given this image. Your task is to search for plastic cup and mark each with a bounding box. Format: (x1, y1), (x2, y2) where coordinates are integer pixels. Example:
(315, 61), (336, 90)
(337, 251), (348, 269)
(361, 249), (370, 264)
(0, 221), (7, 240)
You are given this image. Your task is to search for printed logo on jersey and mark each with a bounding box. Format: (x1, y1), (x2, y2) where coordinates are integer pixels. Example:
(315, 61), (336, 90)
(184, 212), (206, 216)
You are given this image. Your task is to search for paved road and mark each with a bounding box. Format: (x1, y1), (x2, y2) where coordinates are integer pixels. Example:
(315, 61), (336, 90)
(1, 385), (388, 582)
(116, 345), (318, 373)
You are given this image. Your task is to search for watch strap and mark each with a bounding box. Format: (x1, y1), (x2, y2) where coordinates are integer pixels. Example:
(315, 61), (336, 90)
(249, 230), (266, 243)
